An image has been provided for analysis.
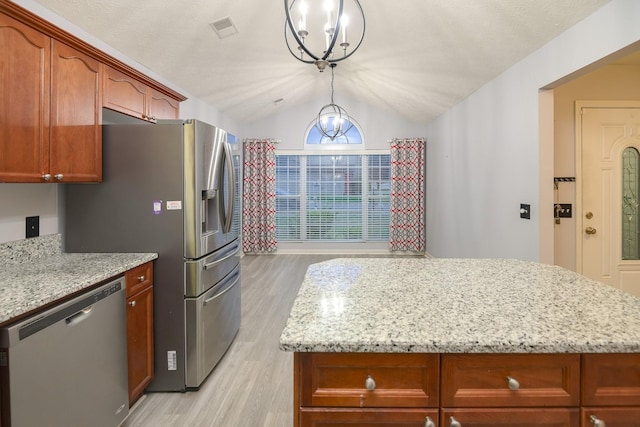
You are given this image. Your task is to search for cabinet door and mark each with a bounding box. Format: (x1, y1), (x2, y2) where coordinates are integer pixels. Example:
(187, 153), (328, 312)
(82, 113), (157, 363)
(0, 13), (50, 182)
(50, 40), (102, 182)
(103, 66), (148, 121)
(441, 408), (579, 427)
(300, 408), (438, 427)
(127, 285), (154, 406)
(149, 87), (179, 120)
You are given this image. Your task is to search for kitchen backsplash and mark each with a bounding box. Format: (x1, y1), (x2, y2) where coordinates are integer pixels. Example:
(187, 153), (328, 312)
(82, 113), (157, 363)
(0, 234), (62, 265)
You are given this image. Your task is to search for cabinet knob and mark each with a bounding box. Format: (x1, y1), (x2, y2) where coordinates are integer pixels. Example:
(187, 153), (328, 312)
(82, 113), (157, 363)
(589, 415), (606, 427)
(424, 416), (435, 427)
(585, 226), (597, 235)
(42, 174), (51, 181)
(506, 376), (520, 390)
(137, 275), (146, 282)
(449, 416), (462, 427)
(128, 300), (137, 307)
(54, 173), (64, 181)
(364, 375), (376, 391)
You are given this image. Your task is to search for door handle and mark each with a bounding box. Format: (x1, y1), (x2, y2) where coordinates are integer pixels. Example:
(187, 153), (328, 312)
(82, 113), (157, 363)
(585, 226), (597, 235)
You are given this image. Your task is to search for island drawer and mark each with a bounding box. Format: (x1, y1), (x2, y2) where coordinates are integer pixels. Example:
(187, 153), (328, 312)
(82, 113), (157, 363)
(299, 408), (438, 426)
(297, 353), (439, 408)
(125, 261), (153, 298)
(582, 353), (640, 406)
(581, 407), (640, 426)
(441, 407), (579, 426)
(441, 354), (580, 407)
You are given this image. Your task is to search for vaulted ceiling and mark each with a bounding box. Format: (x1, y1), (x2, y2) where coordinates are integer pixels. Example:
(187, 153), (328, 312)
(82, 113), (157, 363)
(30, 0), (612, 124)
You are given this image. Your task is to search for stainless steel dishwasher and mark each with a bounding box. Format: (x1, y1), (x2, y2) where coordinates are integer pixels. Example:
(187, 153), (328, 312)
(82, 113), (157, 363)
(0, 277), (129, 427)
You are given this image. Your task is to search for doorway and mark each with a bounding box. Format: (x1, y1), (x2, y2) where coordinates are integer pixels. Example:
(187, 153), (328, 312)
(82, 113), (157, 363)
(576, 101), (640, 295)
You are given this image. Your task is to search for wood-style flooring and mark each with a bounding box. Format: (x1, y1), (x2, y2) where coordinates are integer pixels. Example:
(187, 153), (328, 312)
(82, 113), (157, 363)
(121, 254), (341, 427)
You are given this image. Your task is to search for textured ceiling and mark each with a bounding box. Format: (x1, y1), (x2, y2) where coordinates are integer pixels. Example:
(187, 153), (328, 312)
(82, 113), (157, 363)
(30, 0), (612, 124)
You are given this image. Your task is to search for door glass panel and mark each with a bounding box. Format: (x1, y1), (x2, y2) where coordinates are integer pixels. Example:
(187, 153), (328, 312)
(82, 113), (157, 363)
(622, 147), (640, 260)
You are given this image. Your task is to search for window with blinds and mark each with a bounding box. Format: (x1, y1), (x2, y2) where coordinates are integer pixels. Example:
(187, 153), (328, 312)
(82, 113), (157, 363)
(275, 154), (390, 241)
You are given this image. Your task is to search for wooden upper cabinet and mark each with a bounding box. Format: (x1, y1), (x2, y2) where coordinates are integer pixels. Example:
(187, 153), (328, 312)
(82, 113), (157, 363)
(0, 13), (101, 183)
(50, 40), (102, 182)
(1, 3), (186, 181)
(149, 87), (180, 120)
(104, 66), (179, 122)
(0, 13), (51, 182)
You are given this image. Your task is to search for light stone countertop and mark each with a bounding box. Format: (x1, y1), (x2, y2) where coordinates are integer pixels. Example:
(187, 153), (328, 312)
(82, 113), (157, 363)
(0, 234), (157, 325)
(279, 258), (640, 353)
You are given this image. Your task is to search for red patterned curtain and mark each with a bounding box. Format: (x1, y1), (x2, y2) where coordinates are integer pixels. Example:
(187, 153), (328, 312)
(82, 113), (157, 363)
(389, 138), (426, 252)
(242, 139), (277, 253)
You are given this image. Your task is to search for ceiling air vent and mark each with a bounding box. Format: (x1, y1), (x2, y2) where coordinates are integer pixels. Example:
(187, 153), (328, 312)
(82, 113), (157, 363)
(209, 16), (238, 39)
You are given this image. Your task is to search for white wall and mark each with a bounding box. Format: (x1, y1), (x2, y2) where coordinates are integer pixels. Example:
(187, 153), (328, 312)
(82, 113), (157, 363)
(0, 0), (238, 244)
(243, 95), (425, 150)
(425, 0), (640, 261)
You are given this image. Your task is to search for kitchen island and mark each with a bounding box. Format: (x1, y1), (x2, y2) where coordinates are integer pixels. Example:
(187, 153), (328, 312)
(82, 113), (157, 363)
(279, 258), (640, 427)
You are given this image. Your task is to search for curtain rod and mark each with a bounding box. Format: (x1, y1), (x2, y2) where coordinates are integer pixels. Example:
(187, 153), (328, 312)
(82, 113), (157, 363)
(242, 138), (280, 143)
(387, 138), (426, 143)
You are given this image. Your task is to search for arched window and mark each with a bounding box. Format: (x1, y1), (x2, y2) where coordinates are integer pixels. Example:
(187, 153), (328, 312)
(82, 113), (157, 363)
(274, 118), (390, 244)
(304, 118), (364, 149)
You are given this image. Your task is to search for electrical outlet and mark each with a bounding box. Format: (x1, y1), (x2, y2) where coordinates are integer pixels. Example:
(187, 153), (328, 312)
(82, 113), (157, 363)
(520, 204), (531, 220)
(26, 216), (39, 238)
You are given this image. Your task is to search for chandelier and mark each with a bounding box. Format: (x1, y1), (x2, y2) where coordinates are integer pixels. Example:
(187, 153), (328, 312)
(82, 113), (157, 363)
(284, 0), (365, 72)
(315, 64), (354, 140)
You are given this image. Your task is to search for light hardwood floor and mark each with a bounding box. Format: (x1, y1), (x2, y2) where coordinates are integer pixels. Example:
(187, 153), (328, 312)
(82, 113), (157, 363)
(121, 254), (341, 427)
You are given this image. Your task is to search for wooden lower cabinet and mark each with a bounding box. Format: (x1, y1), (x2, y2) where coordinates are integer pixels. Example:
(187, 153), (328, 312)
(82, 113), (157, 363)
(125, 262), (154, 406)
(441, 354), (580, 408)
(294, 353), (640, 427)
(581, 407), (640, 427)
(300, 408), (438, 426)
(581, 354), (640, 426)
(441, 408), (579, 426)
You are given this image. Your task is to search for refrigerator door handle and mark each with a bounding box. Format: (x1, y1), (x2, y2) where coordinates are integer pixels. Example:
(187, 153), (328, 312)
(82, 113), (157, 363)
(203, 242), (240, 270)
(203, 269), (240, 305)
(221, 141), (235, 233)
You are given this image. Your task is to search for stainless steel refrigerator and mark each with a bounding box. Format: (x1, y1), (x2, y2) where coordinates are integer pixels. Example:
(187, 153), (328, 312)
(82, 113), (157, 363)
(65, 118), (241, 391)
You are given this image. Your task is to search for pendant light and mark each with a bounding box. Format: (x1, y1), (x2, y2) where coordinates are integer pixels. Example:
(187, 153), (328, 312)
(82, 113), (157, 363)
(315, 64), (353, 140)
(284, 0), (365, 72)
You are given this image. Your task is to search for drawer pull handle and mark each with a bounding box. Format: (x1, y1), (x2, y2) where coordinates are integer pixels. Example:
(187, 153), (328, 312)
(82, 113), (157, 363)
(424, 416), (435, 427)
(365, 375), (376, 391)
(128, 300), (136, 307)
(449, 416), (462, 427)
(590, 415), (606, 427)
(506, 375), (520, 390)
(137, 275), (146, 282)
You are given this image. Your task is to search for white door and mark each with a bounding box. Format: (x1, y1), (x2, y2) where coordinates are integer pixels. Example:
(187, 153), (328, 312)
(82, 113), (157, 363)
(577, 101), (640, 296)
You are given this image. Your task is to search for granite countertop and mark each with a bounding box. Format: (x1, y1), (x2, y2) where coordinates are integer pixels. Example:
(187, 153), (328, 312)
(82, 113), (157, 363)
(279, 258), (640, 354)
(0, 234), (157, 325)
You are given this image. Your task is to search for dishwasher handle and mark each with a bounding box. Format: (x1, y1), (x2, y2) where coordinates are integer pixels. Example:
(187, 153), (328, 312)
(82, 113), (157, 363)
(65, 307), (94, 326)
